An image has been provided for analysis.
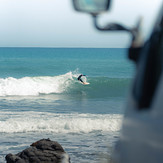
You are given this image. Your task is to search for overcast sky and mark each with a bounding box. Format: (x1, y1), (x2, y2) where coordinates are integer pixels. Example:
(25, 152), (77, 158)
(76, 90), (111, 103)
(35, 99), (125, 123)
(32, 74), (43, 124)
(0, 0), (162, 48)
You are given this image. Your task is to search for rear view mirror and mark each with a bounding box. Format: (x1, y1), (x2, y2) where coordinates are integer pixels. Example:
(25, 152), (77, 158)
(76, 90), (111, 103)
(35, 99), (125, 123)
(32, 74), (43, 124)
(72, 0), (142, 46)
(72, 0), (111, 15)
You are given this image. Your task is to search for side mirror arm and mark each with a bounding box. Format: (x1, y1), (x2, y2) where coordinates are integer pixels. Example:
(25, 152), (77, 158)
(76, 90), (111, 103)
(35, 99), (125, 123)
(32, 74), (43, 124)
(92, 14), (142, 42)
(93, 15), (144, 63)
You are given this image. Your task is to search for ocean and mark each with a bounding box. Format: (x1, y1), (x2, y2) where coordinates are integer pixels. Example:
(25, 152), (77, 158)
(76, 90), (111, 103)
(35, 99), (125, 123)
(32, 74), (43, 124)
(0, 48), (134, 162)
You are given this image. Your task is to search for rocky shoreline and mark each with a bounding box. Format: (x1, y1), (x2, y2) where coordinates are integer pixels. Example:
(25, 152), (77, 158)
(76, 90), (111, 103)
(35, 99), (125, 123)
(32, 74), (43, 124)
(5, 139), (70, 163)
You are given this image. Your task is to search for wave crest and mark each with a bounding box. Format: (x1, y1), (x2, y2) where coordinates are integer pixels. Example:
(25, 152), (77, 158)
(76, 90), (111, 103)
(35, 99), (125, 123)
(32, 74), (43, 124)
(0, 72), (74, 96)
(0, 72), (130, 98)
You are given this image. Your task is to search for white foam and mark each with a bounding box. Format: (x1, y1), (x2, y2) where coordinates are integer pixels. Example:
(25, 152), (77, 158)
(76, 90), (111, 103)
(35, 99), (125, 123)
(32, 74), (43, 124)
(0, 72), (74, 96)
(0, 111), (123, 134)
(61, 153), (70, 163)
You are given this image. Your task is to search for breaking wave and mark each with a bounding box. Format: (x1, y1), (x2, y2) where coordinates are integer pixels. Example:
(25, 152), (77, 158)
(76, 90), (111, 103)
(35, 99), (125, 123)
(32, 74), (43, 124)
(0, 71), (131, 97)
(0, 111), (123, 134)
(0, 72), (74, 96)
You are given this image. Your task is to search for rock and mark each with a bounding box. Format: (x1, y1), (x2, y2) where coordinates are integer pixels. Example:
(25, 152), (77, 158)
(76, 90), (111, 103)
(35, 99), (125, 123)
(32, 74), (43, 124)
(6, 138), (70, 163)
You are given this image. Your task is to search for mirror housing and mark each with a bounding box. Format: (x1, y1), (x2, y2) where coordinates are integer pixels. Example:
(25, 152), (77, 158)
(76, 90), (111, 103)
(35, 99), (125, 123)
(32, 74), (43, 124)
(72, 0), (111, 15)
(72, 0), (143, 48)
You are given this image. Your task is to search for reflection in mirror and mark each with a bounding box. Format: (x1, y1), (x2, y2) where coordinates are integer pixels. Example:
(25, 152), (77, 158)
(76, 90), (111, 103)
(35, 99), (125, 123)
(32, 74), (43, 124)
(73, 0), (111, 15)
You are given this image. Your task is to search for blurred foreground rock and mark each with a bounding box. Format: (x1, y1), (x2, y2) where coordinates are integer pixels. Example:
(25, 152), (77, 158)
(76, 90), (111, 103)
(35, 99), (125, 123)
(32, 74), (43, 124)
(6, 138), (70, 163)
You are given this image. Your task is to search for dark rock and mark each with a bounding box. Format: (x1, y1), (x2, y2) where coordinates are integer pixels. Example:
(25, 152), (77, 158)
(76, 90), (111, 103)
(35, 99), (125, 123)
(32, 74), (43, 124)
(6, 139), (70, 163)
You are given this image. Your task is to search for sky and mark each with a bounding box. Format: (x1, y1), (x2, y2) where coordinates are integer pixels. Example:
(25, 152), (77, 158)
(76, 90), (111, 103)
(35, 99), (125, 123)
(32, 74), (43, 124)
(0, 0), (162, 48)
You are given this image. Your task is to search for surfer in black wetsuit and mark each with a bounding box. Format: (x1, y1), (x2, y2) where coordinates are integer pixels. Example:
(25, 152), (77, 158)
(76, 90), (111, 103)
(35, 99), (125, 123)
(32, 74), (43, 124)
(77, 74), (86, 84)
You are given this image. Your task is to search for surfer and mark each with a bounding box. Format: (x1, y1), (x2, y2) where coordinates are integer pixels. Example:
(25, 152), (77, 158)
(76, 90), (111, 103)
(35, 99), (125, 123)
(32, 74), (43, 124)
(77, 74), (86, 84)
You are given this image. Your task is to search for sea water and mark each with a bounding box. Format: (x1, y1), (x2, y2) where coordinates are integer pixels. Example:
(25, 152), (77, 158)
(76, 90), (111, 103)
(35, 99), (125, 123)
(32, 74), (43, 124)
(0, 48), (134, 162)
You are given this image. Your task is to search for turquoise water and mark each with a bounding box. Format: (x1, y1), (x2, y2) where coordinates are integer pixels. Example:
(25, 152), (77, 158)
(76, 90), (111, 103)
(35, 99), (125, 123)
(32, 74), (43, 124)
(0, 48), (132, 78)
(0, 48), (134, 162)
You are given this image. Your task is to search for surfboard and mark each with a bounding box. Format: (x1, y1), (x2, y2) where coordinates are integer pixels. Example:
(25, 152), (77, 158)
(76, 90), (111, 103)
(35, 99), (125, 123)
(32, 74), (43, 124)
(82, 82), (90, 85)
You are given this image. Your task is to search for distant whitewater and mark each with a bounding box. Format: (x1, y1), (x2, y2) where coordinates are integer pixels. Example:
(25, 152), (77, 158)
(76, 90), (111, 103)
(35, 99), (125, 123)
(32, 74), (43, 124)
(0, 111), (122, 133)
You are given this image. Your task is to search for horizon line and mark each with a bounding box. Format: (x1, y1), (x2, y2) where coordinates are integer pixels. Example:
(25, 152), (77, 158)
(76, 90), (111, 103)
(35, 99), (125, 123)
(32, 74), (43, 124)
(0, 46), (127, 49)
